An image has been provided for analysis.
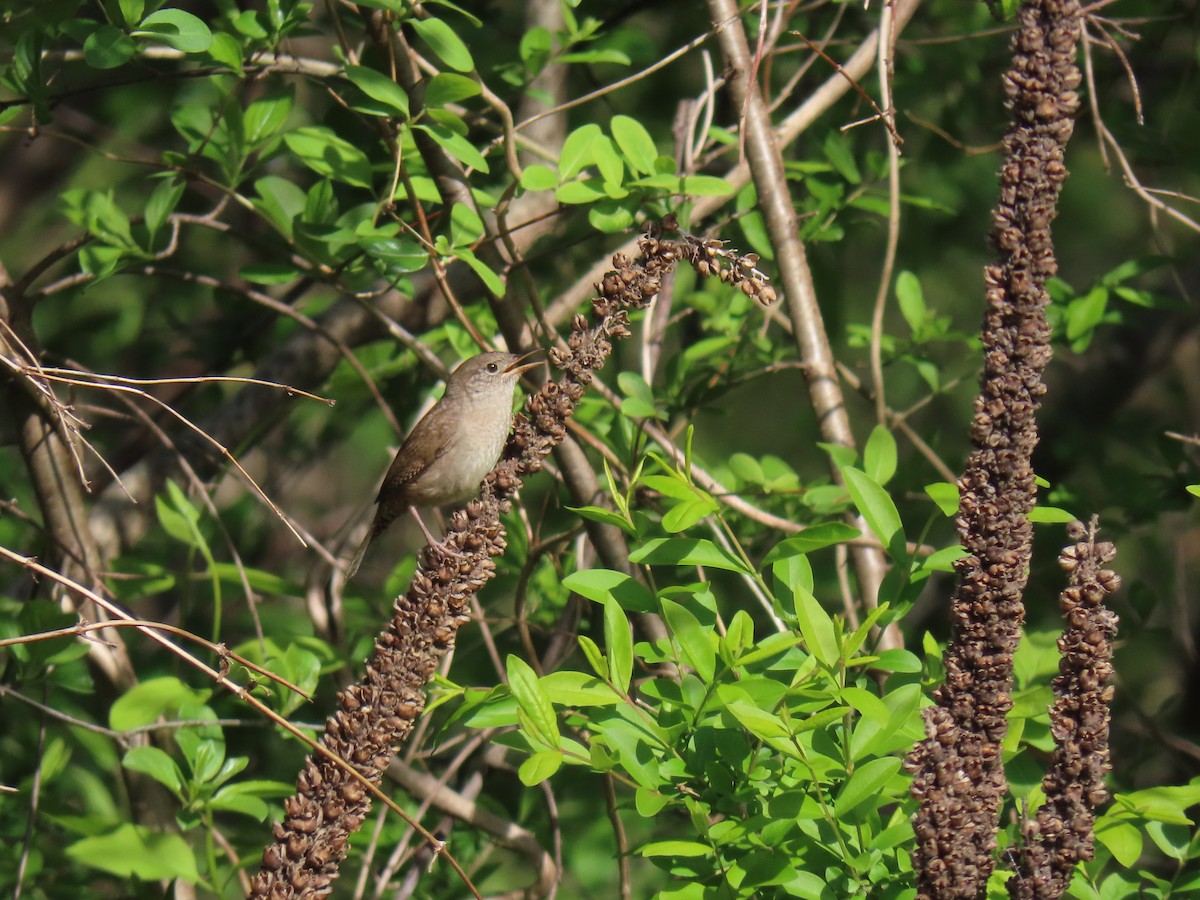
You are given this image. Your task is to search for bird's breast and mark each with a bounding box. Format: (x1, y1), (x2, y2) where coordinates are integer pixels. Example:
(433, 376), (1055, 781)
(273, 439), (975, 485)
(406, 396), (514, 506)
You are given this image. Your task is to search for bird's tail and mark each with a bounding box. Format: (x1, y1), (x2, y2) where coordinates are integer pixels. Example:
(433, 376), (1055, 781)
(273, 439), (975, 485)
(345, 527), (374, 579)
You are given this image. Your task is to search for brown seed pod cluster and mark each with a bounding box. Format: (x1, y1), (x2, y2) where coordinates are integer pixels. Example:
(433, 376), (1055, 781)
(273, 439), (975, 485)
(904, 0), (1086, 897)
(249, 220), (771, 899)
(1008, 519), (1119, 899)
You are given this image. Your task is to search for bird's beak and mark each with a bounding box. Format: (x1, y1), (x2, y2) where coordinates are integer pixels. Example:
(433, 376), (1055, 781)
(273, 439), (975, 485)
(504, 349), (542, 375)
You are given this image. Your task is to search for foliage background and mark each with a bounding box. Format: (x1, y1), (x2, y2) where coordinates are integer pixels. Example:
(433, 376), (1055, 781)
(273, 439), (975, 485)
(0, 0), (1198, 897)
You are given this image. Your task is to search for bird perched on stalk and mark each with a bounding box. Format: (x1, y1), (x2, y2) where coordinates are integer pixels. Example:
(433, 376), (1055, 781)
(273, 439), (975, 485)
(345, 350), (539, 578)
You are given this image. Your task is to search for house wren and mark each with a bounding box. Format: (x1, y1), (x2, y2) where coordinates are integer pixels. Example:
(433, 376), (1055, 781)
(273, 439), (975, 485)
(345, 350), (539, 578)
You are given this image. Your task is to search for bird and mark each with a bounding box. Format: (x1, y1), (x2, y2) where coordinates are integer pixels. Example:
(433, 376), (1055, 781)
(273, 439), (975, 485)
(345, 350), (539, 578)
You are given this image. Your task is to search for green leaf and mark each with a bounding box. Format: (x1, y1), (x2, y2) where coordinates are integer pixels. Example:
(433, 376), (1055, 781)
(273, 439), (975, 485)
(555, 179), (606, 204)
(760, 523), (862, 567)
(603, 598), (633, 692)
(155, 493), (196, 546)
(506, 655), (560, 748)
(793, 586), (839, 667)
(413, 122), (489, 172)
(143, 179), (184, 242)
(924, 482), (959, 516)
(410, 17), (475, 72)
(874, 648), (923, 673)
(617, 371), (658, 419)
(896, 270), (926, 334)
(771, 553), (813, 619)
(1146, 821), (1191, 861)
(592, 134), (624, 187)
(425, 73), (481, 108)
(204, 31), (244, 71)
(453, 246), (504, 295)
(283, 126), (374, 188)
(1029, 505), (1076, 524)
(1065, 286), (1108, 343)
(914, 545), (969, 575)
(520, 164), (559, 191)
(842, 466), (903, 551)
(635, 787), (670, 816)
(559, 49), (632, 65)
(84, 25), (136, 68)
(449, 202), (484, 246)
(850, 682), (923, 759)
(835, 757), (903, 817)
(1094, 818), (1142, 867)
(561, 569), (655, 613)
(566, 504), (634, 533)
(610, 115), (657, 175)
(134, 9), (213, 53)
(1188, 485), (1200, 498)
(661, 598), (715, 682)
(37, 737), (72, 784)
(839, 686), (891, 728)
(1114, 784), (1200, 823)
(579, 635), (607, 679)
(518, 750), (563, 785)
(122, 746), (183, 795)
(823, 132), (861, 184)
(679, 174), (735, 196)
(540, 671), (621, 707)
(559, 124), (603, 180)
(110, 677), (210, 731)
(723, 697), (789, 741)
(359, 236), (429, 275)
(208, 787), (269, 820)
(640, 840), (711, 857)
(588, 199), (635, 233)
(661, 498), (717, 533)
(863, 426), (897, 486)
(66, 825), (200, 882)
(344, 65), (410, 118)
(253, 175), (306, 237)
(819, 442), (858, 470)
(119, 0), (144, 26)
(629, 538), (752, 575)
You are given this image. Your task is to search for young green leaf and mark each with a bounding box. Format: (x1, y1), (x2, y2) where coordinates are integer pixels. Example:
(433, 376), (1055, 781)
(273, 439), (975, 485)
(610, 114), (657, 175)
(863, 425), (897, 486)
(134, 9), (213, 53)
(924, 481), (960, 516)
(413, 122), (489, 172)
(410, 17), (475, 72)
(123, 746), (184, 795)
(424, 72), (481, 107)
(506, 655), (560, 748)
(842, 465), (904, 551)
(283, 127), (374, 188)
(661, 598), (716, 682)
(834, 757), (903, 817)
(561, 569), (656, 613)
(559, 123), (603, 180)
(65, 825), (201, 883)
(629, 538), (752, 574)
(518, 750), (563, 786)
(793, 585), (839, 668)
(603, 597), (634, 693)
(344, 65), (410, 118)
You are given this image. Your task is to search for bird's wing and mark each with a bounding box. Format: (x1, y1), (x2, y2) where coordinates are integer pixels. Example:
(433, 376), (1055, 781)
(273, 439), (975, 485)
(375, 410), (455, 499)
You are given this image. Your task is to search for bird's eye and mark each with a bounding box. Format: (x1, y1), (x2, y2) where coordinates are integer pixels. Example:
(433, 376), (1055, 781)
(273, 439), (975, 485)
(487, 362), (499, 373)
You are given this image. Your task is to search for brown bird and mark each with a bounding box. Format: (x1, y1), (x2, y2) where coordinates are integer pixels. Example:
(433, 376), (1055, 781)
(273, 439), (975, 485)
(345, 351), (539, 578)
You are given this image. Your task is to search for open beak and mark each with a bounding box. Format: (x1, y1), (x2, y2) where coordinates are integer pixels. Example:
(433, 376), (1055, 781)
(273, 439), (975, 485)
(504, 349), (542, 375)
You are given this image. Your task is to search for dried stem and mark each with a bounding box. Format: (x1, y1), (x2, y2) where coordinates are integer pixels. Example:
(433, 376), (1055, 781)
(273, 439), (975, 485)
(905, 0), (1084, 895)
